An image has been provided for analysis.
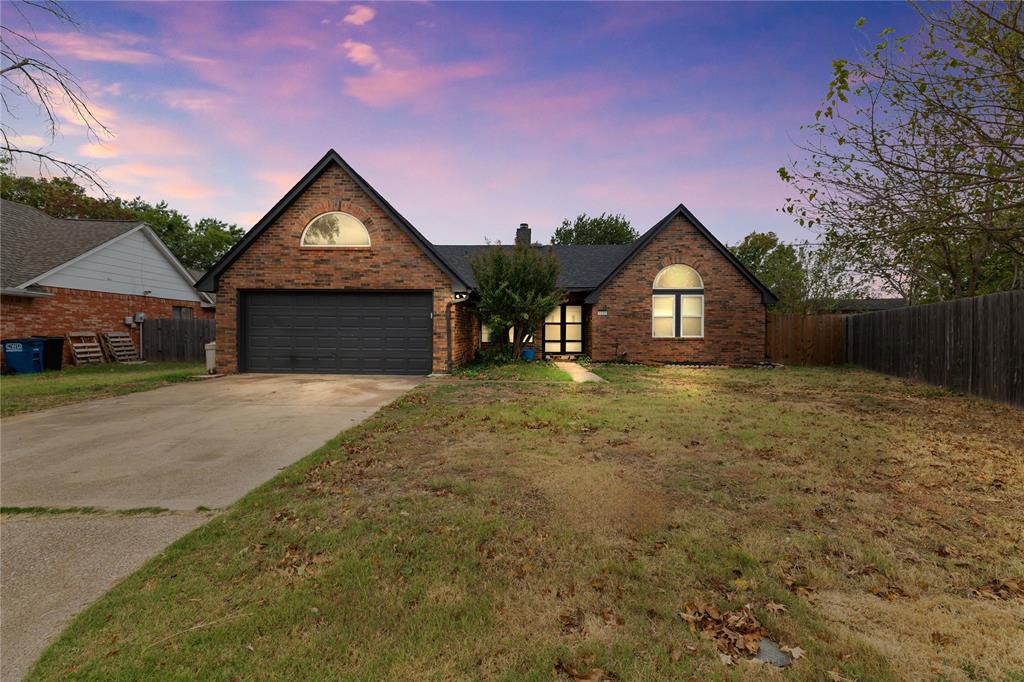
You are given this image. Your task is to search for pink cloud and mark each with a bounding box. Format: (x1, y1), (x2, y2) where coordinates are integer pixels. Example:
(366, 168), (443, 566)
(343, 62), (492, 108)
(36, 31), (159, 64)
(78, 142), (119, 159)
(341, 40), (380, 69)
(103, 163), (215, 201)
(343, 5), (376, 26)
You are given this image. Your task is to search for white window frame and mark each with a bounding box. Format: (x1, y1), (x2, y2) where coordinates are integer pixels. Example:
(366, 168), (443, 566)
(680, 294), (704, 339)
(652, 294), (676, 338)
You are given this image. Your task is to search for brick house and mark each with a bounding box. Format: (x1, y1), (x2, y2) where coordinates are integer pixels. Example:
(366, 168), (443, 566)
(196, 150), (776, 375)
(1, 200), (214, 364)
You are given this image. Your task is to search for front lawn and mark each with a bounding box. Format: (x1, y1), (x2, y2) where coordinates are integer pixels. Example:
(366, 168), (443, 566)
(454, 359), (572, 381)
(30, 367), (1023, 680)
(1, 362), (204, 416)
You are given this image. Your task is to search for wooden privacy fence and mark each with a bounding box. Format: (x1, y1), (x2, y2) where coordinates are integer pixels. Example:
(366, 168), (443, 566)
(847, 290), (1023, 407)
(141, 318), (215, 362)
(766, 313), (846, 365)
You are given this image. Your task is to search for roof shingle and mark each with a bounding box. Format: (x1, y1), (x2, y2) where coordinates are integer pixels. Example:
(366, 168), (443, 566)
(1, 199), (142, 289)
(434, 243), (634, 290)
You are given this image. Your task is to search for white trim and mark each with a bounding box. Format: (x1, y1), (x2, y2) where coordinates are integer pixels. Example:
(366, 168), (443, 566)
(19, 224), (146, 288)
(299, 211), (371, 248)
(651, 294), (675, 338)
(0, 287), (53, 298)
(680, 294), (704, 339)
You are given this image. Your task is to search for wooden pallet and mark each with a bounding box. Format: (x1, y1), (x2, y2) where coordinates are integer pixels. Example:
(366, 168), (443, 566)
(101, 331), (140, 363)
(66, 331), (105, 365)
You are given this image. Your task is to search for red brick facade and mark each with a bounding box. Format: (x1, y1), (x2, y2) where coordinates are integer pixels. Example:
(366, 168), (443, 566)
(588, 215), (767, 364)
(213, 163), (466, 374)
(0, 287), (212, 365)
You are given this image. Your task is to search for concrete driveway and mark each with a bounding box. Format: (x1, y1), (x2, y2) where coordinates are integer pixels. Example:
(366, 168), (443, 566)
(0, 373), (420, 681)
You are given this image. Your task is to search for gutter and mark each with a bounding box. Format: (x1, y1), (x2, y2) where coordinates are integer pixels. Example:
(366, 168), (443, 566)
(0, 287), (53, 298)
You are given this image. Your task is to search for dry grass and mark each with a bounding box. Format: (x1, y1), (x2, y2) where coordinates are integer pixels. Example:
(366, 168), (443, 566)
(29, 366), (1024, 681)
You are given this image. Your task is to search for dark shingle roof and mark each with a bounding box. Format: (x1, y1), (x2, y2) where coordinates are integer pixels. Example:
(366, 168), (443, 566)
(434, 243), (634, 290)
(1, 199), (142, 289)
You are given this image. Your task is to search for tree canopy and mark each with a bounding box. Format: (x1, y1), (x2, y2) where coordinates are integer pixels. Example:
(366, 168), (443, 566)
(551, 213), (638, 245)
(0, 169), (244, 271)
(470, 244), (563, 360)
(732, 231), (865, 313)
(779, 2), (1024, 303)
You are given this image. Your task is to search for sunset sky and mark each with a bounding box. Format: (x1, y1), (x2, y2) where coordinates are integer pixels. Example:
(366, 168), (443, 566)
(6, 1), (921, 245)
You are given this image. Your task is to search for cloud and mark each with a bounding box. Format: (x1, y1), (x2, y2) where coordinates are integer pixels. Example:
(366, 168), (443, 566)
(163, 89), (223, 112)
(35, 31), (159, 64)
(8, 134), (46, 147)
(344, 62), (491, 108)
(78, 142), (119, 159)
(342, 5), (376, 26)
(341, 40), (381, 69)
(104, 163), (215, 200)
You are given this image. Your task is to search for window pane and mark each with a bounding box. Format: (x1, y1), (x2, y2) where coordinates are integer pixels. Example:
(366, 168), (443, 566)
(301, 212), (371, 246)
(653, 317), (674, 338)
(546, 324), (561, 341)
(545, 307), (561, 323)
(565, 324), (582, 341)
(681, 296), (703, 316)
(652, 295), (674, 317)
(544, 341), (561, 353)
(481, 325), (491, 343)
(681, 317), (702, 337)
(564, 306), (582, 323)
(565, 342), (582, 352)
(653, 264), (702, 289)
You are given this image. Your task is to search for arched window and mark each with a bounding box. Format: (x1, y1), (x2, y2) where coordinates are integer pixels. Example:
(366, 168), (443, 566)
(652, 265), (704, 338)
(300, 212), (371, 247)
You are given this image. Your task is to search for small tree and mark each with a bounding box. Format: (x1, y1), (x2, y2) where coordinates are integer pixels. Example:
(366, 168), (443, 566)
(471, 243), (563, 360)
(551, 212), (638, 245)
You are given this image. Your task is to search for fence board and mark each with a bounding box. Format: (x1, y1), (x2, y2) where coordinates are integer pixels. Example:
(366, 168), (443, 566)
(766, 313), (846, 365)
(847, 290), (1022, 407)
(141, 318), (215, 362)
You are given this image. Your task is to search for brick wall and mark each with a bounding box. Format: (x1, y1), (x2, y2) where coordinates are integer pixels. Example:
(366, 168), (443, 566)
(450, 303), (479, 366)
(589, 215), (767, 365)
(213, 163), (459, 374)
(1, 287), (212, 365)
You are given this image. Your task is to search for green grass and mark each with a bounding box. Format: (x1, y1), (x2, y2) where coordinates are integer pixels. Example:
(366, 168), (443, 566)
(0, 362), (203, 416)
(28, 367), (1024, 680)
(453, 359), (572, 381)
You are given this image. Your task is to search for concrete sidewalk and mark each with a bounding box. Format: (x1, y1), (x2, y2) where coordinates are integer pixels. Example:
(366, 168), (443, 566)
(554, 361), (606, 383)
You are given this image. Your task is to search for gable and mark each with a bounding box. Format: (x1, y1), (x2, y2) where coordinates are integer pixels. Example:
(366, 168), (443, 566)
(585, 205), (777, 305)
(196, 150), (467, 293)
(36, 228), (203, 302)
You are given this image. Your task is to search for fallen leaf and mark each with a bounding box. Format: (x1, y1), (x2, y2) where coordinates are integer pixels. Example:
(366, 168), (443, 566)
(764, 601), (787, 613)
(669, 648), (682, 663)
(718, 653), (735, 666)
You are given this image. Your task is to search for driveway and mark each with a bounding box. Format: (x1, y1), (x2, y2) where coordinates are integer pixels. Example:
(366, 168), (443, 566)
(0, 373), (420, 681)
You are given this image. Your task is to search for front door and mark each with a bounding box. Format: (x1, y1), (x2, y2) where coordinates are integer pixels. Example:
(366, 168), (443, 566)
(543, 304), (583, 355)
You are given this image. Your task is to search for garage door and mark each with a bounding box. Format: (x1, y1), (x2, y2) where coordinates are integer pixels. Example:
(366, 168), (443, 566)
(241, 291), (433, 375)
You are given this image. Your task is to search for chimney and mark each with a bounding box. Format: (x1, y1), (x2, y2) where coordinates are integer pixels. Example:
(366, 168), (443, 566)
(515, 222), (531, 246)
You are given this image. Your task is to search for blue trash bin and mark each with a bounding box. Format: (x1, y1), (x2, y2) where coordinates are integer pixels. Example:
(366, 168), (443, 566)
(2, 338), (45, 374)
(520, 348), (536, 362)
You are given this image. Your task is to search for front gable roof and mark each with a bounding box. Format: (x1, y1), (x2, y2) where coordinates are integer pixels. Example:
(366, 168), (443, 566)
(583, 203), (778, 305)
(195, 150), (469, 293)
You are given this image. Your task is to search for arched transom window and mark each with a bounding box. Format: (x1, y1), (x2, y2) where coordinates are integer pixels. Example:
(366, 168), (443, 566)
(300, 211), (371, 247)
(652, 264), (704, 338)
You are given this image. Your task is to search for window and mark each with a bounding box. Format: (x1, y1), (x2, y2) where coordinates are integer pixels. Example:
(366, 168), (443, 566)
(543, 304), (583, 354)
(172, 306), (193, 320)
(652, 265), (704, 338)
(300, 211), (371, 247)
(481, 324), (533, 344)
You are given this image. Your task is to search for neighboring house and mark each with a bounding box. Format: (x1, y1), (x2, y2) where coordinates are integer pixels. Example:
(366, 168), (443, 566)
(1, 199), (214, 363)
(196, 150), (776, 375)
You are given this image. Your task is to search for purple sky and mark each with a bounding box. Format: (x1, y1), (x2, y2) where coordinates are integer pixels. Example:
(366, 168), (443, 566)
(7, 1), (920, 245)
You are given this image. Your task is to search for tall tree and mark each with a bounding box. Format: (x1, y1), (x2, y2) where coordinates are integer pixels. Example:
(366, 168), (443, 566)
(0, 169), (244, 270)
(779, 2), (1024, 302)
(471, 244), (563, 360)
(732, 231), (866, 313)
(1, 1), (108, 189)
(551, 213), (638, 245)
